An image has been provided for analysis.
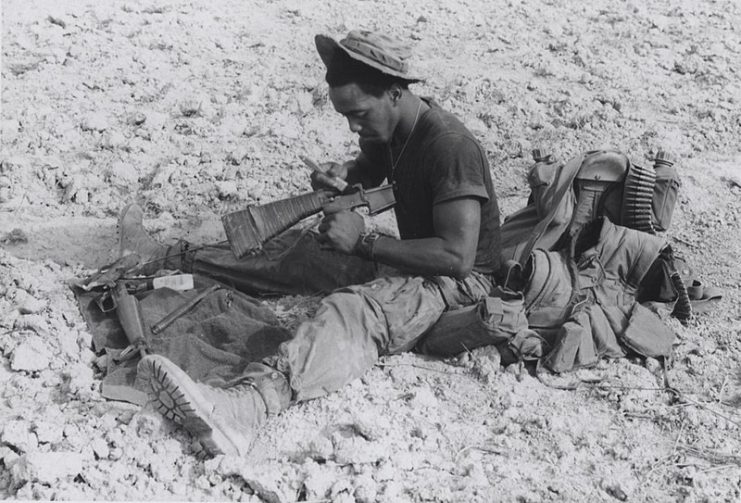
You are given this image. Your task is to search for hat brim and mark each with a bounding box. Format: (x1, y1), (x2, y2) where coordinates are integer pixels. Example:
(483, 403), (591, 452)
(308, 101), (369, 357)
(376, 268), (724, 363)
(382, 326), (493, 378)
(314, 34), (423, 83)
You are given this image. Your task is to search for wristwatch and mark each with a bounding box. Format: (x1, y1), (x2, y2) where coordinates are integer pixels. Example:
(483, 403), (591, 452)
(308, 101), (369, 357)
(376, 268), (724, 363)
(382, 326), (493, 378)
(354, 232), (382, 261)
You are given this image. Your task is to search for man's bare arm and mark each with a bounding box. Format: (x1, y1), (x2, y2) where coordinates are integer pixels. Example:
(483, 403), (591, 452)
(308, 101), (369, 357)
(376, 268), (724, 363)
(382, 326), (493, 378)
(320, 197), (482, 279)
(370, 197), (481, 279)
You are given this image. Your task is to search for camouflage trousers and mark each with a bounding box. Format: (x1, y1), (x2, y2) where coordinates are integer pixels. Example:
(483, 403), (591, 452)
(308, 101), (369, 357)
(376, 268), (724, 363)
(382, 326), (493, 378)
(184, 229), (493, 401)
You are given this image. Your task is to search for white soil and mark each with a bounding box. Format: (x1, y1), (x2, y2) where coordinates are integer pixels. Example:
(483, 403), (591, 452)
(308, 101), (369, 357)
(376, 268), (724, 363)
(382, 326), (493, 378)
(1, 0), (740, 501)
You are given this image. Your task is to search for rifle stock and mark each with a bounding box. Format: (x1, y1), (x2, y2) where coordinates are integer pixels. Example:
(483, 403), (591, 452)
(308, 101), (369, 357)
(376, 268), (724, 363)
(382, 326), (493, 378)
(222, 184), (395, 258)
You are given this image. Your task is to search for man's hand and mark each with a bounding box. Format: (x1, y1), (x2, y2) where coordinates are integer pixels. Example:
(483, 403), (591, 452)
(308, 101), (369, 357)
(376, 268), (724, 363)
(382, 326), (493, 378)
(317, 210), (365, 254)
(310, 161), (353, 191)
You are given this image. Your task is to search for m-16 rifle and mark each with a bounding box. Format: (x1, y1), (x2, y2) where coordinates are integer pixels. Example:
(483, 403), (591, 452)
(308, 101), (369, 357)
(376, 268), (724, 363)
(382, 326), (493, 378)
(109, 281), (151, 362)
(221, 184), (396, 259)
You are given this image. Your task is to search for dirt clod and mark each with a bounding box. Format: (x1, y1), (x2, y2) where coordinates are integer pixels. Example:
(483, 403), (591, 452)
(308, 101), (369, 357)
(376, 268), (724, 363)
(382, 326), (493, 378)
(1, 0), (740, 500)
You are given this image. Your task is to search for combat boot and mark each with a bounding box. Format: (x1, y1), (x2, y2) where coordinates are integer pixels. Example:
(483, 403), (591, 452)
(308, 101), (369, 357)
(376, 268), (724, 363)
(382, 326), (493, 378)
(119, 203), (167, 258)
(118, 203), (187, 275)
(137, 354), (290, 457)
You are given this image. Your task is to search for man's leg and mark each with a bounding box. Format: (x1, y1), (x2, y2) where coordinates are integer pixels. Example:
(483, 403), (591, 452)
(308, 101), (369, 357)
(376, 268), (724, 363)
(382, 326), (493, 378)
(274, 272), (492, 400)
(137, 275), (448, 456)
(138, 272), (493, 456)
(119, 204), (375, 296)
(187, 230), (376, 296)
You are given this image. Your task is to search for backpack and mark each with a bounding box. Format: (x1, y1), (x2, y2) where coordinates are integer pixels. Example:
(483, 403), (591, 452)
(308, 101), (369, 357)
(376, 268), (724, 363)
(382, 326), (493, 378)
(500, 149), (681, 266)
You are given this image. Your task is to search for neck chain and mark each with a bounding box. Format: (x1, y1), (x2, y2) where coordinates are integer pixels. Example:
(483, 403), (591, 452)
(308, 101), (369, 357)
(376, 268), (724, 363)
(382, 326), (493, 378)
(388, 100), (424, 176)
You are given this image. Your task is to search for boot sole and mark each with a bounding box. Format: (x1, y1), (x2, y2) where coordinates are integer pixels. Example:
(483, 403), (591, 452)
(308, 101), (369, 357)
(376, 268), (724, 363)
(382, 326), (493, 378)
(138, 355), (245, 457)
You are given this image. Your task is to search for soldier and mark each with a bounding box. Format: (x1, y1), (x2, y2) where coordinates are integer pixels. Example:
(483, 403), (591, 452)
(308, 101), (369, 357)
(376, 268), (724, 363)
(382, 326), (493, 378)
(131, 30), (502, 456)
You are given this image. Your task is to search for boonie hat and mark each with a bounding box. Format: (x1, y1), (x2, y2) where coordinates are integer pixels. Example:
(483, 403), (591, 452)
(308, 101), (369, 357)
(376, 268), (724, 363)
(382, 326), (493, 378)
(315, 30), (423, 82)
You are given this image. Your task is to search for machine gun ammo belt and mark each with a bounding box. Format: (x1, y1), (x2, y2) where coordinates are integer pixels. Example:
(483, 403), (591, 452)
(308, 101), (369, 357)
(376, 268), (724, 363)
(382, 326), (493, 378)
(621, 163), (657, 234)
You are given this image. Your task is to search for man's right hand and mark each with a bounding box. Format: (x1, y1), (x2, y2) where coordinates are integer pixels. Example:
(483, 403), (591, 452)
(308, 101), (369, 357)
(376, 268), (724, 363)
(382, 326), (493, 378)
(310, 161), (351, 191)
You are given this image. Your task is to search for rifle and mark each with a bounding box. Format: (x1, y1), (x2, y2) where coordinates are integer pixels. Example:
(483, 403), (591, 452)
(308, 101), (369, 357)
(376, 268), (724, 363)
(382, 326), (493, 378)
(221, 184), (396, 259)
(104, 277), (215, 362)
(110, 281), (151, 362)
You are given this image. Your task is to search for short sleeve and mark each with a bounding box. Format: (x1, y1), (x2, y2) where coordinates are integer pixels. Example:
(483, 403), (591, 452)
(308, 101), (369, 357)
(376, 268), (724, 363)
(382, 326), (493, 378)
(425, 134), (490, 205)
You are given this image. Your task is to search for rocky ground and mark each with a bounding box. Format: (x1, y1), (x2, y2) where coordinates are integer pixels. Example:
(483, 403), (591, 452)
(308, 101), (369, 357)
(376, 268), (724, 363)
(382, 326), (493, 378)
(2, 0), (741, 501)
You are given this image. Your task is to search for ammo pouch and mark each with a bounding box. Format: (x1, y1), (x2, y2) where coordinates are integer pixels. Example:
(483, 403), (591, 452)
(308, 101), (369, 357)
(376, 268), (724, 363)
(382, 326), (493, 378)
(572, 150), (681, 236)
(651, 161), (681, 232)
(417, 287), (529, 358)
(526, 149), (681, 239)
(620, 303), (674, 358)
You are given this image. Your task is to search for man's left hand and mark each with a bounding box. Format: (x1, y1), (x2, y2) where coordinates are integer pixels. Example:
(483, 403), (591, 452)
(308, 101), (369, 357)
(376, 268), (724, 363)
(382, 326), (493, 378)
(317, 210), (365, 254)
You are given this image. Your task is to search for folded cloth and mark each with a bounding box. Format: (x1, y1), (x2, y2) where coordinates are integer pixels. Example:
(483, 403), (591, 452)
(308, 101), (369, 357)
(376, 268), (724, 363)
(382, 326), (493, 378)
(74, 275), (291, 405)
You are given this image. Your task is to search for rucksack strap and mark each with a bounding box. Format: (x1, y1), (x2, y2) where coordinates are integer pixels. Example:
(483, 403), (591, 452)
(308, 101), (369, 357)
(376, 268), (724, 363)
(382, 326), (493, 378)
(516, 153), (585, 265)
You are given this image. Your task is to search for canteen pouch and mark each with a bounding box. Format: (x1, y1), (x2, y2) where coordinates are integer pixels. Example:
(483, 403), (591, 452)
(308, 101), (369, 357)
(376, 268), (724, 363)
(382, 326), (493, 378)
(417, 287), (528, 357)
(619, 303), (675, 358)
(652, 163), (681, 232)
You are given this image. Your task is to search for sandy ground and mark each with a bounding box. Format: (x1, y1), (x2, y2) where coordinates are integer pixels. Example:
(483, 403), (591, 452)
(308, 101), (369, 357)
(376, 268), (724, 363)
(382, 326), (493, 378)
(1, 0), (741, 501)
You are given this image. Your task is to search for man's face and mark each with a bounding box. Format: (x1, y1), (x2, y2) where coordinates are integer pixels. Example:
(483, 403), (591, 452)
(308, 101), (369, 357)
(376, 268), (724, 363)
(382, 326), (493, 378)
(329, 83), (397, 143)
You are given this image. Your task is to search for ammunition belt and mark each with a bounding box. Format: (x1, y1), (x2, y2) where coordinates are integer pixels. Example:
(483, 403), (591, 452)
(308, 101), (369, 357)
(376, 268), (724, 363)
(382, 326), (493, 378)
(621, 163), (657, 234)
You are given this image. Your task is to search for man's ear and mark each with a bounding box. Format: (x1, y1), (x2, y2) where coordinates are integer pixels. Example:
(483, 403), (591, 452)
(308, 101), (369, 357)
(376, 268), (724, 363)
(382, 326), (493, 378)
(388, 84), (403, 104)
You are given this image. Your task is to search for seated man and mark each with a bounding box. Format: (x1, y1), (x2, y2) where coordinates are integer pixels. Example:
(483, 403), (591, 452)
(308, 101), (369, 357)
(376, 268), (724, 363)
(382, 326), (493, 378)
(133, 30), (503, 457)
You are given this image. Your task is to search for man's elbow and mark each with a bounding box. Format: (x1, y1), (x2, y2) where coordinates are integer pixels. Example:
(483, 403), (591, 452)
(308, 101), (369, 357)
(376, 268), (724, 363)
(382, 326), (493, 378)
(445, 255), (475, 281)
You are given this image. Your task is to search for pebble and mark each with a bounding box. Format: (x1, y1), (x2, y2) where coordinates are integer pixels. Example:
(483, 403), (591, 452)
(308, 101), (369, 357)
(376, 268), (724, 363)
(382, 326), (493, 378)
(108, 161), (139, 186)
(353, 474), (378, 503)
(15, 291), (46, 314)
(61, 363), (95, 398)
(410, 386), (439, 409)
(80, 112), (109, 132)
(32, 419), (64, 444)
(150, 456), (178, 481)
(127, 112), (147, 126)
(135, 411), (167, 438)
(1, 420), (39, 453)
(63, 423), (87, 450)
(91, 438), (110, 460)
(134, 127), (151, 140)
(330, 479), (355, 503)
(294, 92), (314, 115)
(462, 461), (489, 486)
(101, 130), (127, 149)
(11, 336), (52, 372)
(333, 435), (385, 465)
(1, 119), (20, 143)
(108, 446), (124, 461)
(215, 180), (238, 199)
(240, 463), (297, 503)
(351, 413), (391, 441)
(301, 462), (334, 500)
(0, 446), (20, 467)
(644, 357), (662, 375)
(603, 481), (628, 501)
(179, 100), (201, 117)
(11, 452), (84, 486)
(303, 435), (334, 461)
(14, 314), (48, 335)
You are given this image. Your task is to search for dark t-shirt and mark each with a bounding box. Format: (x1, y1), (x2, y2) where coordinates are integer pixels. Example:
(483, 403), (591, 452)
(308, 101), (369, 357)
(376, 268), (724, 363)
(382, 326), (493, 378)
(358, 99), (501, 275)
